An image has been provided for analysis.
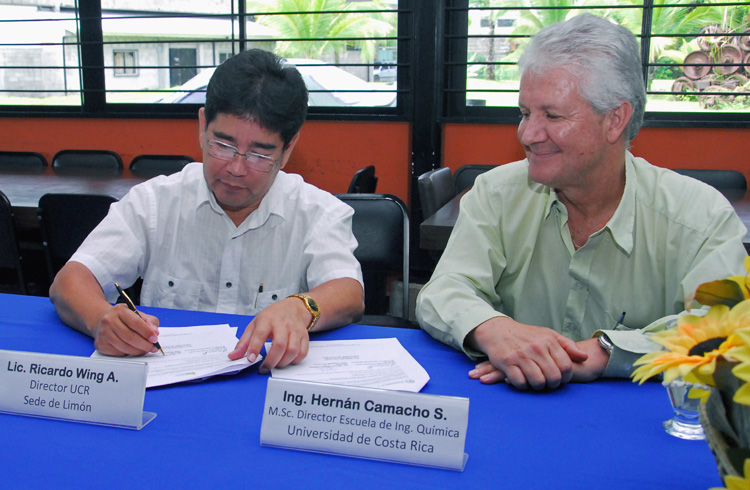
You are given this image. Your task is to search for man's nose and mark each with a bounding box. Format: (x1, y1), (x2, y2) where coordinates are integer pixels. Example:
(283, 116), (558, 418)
(517, 115), (546, 146)
(226, 153), (248, 175)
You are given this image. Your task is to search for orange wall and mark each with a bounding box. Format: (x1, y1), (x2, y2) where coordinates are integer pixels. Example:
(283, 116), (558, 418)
(442, 123), (750, 183)
(2, 117), (748, 206)
(0, 117), (412, 202)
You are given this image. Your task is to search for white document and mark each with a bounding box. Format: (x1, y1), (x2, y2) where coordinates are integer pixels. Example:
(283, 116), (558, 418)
(92, 324), (261, 388)
(268, 338), (429, 392)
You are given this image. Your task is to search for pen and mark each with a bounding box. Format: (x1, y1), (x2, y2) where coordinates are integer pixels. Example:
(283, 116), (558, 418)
(613, 311), (626, 330)
(115, 282), (165, 355)
(255, 282), (263, 308)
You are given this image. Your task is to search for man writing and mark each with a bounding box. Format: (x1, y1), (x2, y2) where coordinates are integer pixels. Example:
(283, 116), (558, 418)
(50, 49), (364, 373)
(416, 14), (747, 390)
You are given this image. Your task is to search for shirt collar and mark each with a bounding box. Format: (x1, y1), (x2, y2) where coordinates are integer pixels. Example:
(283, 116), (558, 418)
(541, 152), (636, 254)
(605, 151), (636, 254)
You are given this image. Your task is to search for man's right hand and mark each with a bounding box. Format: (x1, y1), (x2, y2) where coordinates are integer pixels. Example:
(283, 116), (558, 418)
(465, 316), (588, 390)
(49, 262), (161, 357)
(92, 304), (161, 357)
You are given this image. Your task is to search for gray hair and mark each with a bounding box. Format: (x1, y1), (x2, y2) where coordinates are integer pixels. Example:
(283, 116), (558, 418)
(518, 13), (646, 143)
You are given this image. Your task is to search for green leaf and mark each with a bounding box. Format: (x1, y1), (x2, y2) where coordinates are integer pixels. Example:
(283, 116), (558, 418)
(695, 279), (746, 307)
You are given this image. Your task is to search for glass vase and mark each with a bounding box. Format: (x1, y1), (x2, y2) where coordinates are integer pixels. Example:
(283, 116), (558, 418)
(663, 378), (706, 440)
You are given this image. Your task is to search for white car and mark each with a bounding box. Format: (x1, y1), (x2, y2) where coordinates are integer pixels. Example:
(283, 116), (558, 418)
(373, 64), (397, 83)
(157, 59), (396, 107)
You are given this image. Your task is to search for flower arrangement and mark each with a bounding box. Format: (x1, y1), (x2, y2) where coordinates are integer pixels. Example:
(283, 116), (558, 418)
(631, 256), (750, 488)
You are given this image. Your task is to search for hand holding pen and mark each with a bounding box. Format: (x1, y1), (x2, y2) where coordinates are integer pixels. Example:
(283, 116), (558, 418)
(115, 283), (165, 355)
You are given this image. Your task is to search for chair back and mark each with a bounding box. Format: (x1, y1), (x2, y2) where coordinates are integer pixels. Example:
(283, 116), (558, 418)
(336, 194), (412, 326)
(52, 150), (123, 176)
(347, 165), (378, 193)
(453, 164), (495, 193)
(674, 169), (747, 190)
(130, 154), (193, 178)
(38, 193), (117, 283)
(0, 190), (26, 293)
(417, 167), (453, 219)
(0, 151), (47, 173)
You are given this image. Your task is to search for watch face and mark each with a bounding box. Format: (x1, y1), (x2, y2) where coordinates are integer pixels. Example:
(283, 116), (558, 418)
(308, 298), (319, 313)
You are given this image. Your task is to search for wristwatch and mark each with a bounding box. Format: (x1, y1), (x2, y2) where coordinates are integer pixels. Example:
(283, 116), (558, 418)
(288, 294), (321, 331)
(598, 334), (614, 355)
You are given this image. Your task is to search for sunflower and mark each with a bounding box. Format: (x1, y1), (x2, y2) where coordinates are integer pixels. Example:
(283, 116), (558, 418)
(729, 323), (750, 406)
(710, 458), (750, 490)
(631, 301), (750, 386)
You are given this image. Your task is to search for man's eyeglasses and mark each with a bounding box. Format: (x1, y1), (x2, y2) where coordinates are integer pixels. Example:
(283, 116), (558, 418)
(205, 138), (279, 172)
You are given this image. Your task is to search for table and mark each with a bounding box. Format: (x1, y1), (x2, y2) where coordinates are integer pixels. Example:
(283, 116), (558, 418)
(419, 188), (467, 251)
(0, 168), (146, 231)
(420, 187), (750, 252)
(0, 294), (722, 489)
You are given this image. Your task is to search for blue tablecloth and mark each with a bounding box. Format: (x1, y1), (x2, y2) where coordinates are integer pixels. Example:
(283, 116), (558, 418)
(0, 294), (722, 489)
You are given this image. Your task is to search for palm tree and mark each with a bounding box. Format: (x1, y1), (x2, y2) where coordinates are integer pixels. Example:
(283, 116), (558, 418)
(246, 0), (394, 63)
(603, 0), (724, 63)
(498, 0), (578, 63)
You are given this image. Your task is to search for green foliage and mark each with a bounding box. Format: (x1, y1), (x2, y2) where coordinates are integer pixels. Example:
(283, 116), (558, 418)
(653, 58), (682, 80)
(247, 0), (395, 62)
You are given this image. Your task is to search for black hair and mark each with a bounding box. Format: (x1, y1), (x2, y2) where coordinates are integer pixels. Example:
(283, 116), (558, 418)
(204, 49), (308, 147)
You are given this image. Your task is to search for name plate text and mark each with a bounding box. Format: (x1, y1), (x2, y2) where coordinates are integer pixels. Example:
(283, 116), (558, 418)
(0, 349), (155, 429)
(261, 378), (469, 470)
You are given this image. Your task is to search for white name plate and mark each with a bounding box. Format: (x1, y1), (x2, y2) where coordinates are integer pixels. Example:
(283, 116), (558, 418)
(0, 349), (155, 430)
(261, 378), (469, 471)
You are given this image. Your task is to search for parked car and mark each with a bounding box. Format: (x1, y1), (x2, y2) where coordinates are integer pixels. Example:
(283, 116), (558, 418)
(157, 59), (396, 107)
(373, 64), (397, 83)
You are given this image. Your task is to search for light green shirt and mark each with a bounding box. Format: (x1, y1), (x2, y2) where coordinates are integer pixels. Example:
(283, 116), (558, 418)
(416, 153), (748, 377)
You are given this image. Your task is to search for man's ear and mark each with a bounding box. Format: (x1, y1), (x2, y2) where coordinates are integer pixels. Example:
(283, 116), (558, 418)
(607, 101), (633, 144)
(278, 132), (301, 170)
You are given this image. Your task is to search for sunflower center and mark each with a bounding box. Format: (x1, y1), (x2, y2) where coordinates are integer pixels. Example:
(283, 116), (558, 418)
(688, 337), (727, 356)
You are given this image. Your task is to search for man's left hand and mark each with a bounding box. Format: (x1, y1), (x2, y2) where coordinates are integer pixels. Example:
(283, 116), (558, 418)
(228, 296), (312, 373)
(469, 337), (609, 386)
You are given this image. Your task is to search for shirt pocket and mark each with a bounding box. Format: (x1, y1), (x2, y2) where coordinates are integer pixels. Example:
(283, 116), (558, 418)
(256, 286), (291, 311)
(151, 272), (203, 311)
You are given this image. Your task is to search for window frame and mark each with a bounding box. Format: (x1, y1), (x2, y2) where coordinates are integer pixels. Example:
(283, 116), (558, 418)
(0, 1), (409, 121)
(441, 0), (750, 129)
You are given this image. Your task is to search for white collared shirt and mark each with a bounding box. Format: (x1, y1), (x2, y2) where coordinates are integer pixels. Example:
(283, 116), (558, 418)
(72, 162), (363, 315)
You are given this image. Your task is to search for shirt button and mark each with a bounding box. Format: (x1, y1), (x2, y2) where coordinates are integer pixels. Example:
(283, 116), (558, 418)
(272, 294), (278, 300)
(226, 282), (232, 288)
(168, 281), (174, 287)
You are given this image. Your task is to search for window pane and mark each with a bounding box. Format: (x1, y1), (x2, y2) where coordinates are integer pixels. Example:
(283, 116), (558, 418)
(101, 2), (244, 104)
(460, 1), (749, 115)
(97, 0), (399, 107)
(0, 5), (82, 106)
(646, 4), (750, 113)
(245, 0), (399, 107)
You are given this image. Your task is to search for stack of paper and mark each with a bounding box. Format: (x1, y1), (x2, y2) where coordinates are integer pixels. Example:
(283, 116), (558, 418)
(268, 338), (430, 392)
(92, 324), (260, 388)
